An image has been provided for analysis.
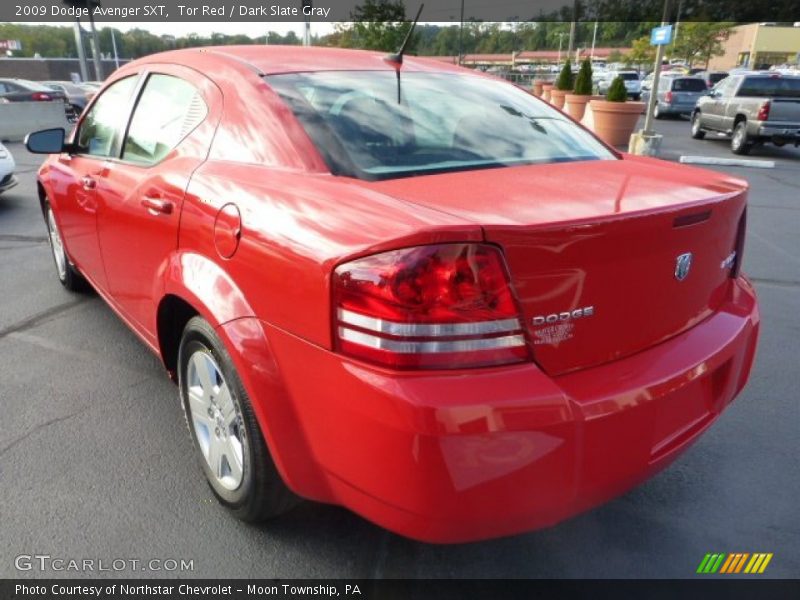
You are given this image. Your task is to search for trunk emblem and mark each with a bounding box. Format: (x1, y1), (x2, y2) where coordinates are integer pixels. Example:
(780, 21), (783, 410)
(675, 252), (693, 281)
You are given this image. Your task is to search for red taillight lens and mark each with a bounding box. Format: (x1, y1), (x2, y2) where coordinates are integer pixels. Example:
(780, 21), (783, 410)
(31, 92), (52, 101)
(757, 100), (771, 121)
(333, 243), (529, 369)
(665, 91), (673, 103)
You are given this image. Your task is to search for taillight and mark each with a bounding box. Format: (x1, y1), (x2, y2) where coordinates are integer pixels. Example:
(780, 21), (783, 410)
(665, 91), (673, 103)
(757, 100), (771, 121)
(31, 92), (52, 101)
(333, 243), (529, 369)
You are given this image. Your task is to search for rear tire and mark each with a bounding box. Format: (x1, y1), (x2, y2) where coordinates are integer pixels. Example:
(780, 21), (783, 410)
(44, 200), (85, 292)
(178, 316), (298, 522)
(690, 112), (706, 139)
(654, 104), (663, 119)
(731, 120), (752, 155)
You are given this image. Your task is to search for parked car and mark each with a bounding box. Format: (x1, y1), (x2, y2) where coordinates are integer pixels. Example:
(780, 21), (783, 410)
(597, 70), (641, 99)
(0, 78), (78, 121)
(695, 70), (729, 89)
(640, 70), (683, 93)
(42, 80), (95, 114)
(692, 72), (800, 154)
(0, 142), (17, 195)
(642, 76), (708, 118)
(26, 46), (759, 543)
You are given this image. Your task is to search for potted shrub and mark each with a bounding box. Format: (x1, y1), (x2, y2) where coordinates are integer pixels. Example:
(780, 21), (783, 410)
(588, 75), (645, 147)
(564, 58), (597, 121)
(550, 59), (573, 109)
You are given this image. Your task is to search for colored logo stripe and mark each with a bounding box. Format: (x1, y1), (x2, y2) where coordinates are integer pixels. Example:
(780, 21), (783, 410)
(697, 553), (773, 574)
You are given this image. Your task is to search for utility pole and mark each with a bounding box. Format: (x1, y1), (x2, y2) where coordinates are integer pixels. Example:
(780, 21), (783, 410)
(72, 18), (89, 82)
(643, 0), (673, 137)
(590, 20), (598, 60)
(302, 0), (312, 46)
(457, 0), (464, 66)
(110, 28), (120, 70)
(567, 0), (578, 58)
(557, 32), (566, 65)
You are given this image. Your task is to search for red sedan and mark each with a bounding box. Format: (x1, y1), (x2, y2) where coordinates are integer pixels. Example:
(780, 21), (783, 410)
(26, 46), (759, 543)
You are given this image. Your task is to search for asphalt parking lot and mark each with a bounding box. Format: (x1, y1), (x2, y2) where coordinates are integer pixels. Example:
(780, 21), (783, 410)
(1, 117), (798, 579)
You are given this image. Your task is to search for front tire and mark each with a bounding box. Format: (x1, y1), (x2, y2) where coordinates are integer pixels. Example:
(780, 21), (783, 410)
(731, 120), (752, 155)
(44, 200), (85, 291)
(691, 112), (706, 139)
(178, 316), (297, 522)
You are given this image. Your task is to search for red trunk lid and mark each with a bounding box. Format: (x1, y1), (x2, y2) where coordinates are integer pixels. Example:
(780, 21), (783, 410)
(365, 156), (747, 375)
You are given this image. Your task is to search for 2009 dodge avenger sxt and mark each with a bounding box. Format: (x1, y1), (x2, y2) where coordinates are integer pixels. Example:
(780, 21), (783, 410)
(26, 46), (759, 543)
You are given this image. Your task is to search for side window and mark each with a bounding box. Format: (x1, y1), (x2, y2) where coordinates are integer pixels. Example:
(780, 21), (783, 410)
(76, 76), (138, 157)
(122, 74), (207, 165)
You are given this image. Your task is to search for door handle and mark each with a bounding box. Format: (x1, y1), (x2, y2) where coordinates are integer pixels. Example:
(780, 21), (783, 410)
(82, 176), (96, 190)
(141, 196), (174, 216)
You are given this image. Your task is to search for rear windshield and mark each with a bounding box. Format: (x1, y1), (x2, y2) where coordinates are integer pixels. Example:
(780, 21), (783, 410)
(672, 78), (707, 92)
(709, 73), (728, 84)
(619, 73), (639, 81)
(738, 77), (800, 98)
(267, 71), (615, 181)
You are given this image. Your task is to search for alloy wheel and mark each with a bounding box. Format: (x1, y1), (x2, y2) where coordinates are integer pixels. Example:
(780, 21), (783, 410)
(186, 350), (247, 491)
(47, 207), (67, 281)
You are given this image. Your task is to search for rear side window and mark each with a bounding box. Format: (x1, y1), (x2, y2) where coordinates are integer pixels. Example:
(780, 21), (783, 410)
(709, 73), (728, 85)
(672, 78), (707, 92)
(76, 76), (138, 157)
(738, 77), (800, 98)
(122, 74), (207, 165)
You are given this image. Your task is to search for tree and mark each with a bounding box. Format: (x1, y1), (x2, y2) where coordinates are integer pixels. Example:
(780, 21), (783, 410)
(336, 0), (413, 52)
(606, 75), (628, 101)
(671, 22), (734, 68)
(626, 35), (655, 71)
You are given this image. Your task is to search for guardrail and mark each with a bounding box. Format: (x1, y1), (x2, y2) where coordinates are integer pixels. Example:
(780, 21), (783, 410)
(0, 102), (69, 142)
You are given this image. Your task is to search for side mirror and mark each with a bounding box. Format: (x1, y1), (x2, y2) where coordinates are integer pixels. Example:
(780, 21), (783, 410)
(24, 128), (66, 154)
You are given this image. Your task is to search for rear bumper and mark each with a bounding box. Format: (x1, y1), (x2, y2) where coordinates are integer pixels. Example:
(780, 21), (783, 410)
(755, 122), (800, 142)
(659, 101), (694, 114)
(242, 277), (759, 543)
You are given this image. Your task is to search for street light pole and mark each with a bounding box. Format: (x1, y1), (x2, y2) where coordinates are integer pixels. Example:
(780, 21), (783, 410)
(72, 19), (89, 82)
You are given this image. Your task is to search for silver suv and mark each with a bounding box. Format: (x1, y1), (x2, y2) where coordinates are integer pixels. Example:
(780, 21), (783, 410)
(691, 72), (800, 154)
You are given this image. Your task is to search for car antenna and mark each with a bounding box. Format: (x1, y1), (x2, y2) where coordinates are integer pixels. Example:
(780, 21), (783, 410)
(384, 3), (424, 103)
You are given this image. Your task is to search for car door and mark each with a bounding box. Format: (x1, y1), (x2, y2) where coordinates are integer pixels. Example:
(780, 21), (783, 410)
(95, 66), (221, 340)
(718, 76), (742, 133)
(701, 77), (733, 131)
(47, 75), (139, 291)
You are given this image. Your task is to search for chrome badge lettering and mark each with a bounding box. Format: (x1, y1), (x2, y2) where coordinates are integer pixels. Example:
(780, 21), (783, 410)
(532, 306), (594, 327)
(675, 252), (693, 281)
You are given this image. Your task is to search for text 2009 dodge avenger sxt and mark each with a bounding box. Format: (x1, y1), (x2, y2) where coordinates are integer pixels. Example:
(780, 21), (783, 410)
(26, 46), (759, 543)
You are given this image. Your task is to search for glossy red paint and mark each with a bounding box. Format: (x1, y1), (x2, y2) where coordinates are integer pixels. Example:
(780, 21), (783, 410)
(37, 46), (760, 543)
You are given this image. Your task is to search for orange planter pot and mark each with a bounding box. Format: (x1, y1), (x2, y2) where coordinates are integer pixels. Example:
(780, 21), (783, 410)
(532, 79), (546, 97)
(549, 88), (568, 110)
(564, 94), (590, 121)
(541, 84), (554, 103)
(588, 100), (645, 147)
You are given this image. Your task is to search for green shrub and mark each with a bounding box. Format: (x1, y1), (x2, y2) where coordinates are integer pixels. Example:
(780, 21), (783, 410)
(606, 75), (628, 102)
(573, 59), (593, 95)
(575, 58), (592, 96)
(555, 59), (574, 91)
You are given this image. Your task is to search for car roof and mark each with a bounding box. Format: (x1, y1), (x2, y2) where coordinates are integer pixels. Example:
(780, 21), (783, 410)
(128, 45), (466, 76)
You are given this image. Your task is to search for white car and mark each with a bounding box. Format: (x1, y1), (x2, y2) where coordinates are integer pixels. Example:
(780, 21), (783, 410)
(0, 142), (18, 195)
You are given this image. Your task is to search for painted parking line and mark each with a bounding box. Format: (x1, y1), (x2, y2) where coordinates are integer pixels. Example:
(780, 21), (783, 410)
(679, 156), (775, 169)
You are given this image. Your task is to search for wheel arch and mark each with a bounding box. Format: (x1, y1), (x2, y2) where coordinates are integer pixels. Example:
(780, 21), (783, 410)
(156, 250), (256, 377)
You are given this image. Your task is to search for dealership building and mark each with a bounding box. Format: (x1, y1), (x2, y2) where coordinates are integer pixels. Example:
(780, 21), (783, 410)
(709, 23), (800, 70)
